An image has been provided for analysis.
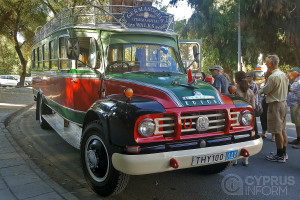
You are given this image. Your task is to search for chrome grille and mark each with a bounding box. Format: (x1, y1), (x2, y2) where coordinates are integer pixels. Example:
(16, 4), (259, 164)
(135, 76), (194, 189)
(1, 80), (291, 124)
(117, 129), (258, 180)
(230, 111), (240, 126)
(180, 111), (226, 135)
(154, 115), (175, 135)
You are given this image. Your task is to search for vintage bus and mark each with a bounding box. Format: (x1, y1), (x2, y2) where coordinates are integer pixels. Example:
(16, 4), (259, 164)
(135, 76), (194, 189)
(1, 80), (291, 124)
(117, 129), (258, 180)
(31, 4), (263, 197)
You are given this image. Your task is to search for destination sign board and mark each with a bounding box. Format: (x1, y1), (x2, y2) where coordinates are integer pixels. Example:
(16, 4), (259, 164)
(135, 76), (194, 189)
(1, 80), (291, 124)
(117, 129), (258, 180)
(120, 5), (171, 31)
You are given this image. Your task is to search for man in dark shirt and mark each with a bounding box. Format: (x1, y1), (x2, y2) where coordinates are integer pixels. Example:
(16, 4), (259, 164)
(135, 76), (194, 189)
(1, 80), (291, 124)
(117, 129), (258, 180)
(209, 65), (229, 94)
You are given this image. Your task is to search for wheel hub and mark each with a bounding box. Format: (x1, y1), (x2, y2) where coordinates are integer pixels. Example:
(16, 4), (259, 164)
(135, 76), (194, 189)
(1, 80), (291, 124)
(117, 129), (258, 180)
(87, 150), (98, 169)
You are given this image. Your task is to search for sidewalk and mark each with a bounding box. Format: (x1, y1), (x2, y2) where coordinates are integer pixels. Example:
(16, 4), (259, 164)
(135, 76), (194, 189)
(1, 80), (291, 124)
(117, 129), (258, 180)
(0, 87), (78, 200)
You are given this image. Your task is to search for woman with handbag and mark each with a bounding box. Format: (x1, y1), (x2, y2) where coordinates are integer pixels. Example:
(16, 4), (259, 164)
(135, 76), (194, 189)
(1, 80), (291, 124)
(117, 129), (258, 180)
(234, 71), (256, 166)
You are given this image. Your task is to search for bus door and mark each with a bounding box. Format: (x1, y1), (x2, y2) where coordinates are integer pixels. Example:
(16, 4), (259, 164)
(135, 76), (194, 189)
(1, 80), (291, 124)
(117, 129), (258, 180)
(71, 37), (102, 112)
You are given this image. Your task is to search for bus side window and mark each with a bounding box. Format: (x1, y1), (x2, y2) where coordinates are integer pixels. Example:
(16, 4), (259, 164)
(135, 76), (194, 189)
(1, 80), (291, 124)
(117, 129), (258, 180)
(39, 47), (43, 69)
(78, 37), (90, 68)
(42, 44), (45, 70)
(32, 49), (35, 69)
(77, 37), (101, 69)
(37, 47), (40, 69)
(59, 37), (70, 70)
(43, 44), (49, 70)
(49, 40), (58, 70)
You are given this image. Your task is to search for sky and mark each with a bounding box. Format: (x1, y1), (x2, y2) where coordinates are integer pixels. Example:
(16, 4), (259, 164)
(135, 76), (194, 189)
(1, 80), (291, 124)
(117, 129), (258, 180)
(157, 0), (194, 21)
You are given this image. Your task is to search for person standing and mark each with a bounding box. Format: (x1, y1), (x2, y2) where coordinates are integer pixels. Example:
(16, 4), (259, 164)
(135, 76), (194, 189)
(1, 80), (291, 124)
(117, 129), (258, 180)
(259, 70), (276, 141)
(209, 65), (229, 94)
(263, 55), (289, 163)
(234, 71), (256, 166)
(260, 95), (268, 138)
(246, 71), (259, 136)
(246, 72), (259, 108)
(287, 67), (300, 148)
(236, 71), (256, 110)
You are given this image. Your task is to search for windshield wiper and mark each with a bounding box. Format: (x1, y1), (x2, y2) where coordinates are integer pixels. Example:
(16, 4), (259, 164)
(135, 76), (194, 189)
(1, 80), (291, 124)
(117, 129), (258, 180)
(172, 80), (199, 89)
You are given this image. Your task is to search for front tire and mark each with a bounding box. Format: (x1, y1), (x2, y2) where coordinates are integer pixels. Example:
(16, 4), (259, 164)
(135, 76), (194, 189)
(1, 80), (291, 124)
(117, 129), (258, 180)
(198, 161), (232, 174)
(80, 121), (129, 197)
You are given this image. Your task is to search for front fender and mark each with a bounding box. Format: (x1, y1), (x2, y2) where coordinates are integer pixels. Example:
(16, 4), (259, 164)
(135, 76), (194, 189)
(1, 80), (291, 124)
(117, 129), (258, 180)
(84, 95), (166, 147)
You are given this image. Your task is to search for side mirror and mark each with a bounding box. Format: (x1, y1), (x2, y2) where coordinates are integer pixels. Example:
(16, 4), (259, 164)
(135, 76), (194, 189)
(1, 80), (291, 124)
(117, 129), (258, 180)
(88, 38), (97, 69)
(67, 38), (80, 60)
(193, 45), (200, 63)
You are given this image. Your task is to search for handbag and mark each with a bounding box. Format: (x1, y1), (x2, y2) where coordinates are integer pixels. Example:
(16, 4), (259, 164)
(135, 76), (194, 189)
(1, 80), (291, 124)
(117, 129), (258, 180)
(254, 102), (263, 117)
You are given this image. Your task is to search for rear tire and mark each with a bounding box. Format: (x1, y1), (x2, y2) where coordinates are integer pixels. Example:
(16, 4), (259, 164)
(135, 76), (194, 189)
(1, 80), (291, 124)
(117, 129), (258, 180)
(80, 121), (129, 197)
(198, 161), (232, 174)
(36, 94), (52, 129)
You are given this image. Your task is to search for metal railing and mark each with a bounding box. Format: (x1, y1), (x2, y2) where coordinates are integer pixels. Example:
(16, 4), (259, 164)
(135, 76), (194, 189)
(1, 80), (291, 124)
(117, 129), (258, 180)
(34, 5), (175, 43)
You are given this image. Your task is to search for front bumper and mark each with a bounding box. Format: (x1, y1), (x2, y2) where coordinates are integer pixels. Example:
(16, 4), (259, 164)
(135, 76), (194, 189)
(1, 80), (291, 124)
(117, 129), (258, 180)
(112, 137), (263, 175)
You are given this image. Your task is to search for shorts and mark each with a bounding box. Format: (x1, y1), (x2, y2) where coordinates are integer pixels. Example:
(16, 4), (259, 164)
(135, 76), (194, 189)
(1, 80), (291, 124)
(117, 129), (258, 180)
(267, 101), (288, 134)
(290, 106), (300, 126)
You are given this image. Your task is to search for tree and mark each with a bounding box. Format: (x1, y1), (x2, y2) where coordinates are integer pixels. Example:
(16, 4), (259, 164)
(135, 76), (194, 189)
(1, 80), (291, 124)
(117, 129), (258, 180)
(171, 0), (299, 73)
(172, 0), (239, 77)
(40, 0), (110, 15)
(0, 0), (48, 86)
(252, 0), (300, 66)
(0, 36), (20, 75)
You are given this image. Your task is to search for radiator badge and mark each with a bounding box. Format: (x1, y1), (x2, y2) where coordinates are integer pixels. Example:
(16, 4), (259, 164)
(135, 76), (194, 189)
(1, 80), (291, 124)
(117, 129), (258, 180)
(183, 91), (216, 105)
(196, 116), (209, 131)
(182, 91), (215, 101)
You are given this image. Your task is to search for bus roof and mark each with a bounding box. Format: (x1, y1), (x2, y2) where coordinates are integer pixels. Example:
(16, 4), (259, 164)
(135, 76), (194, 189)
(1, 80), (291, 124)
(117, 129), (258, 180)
(34, 5), (175, 43)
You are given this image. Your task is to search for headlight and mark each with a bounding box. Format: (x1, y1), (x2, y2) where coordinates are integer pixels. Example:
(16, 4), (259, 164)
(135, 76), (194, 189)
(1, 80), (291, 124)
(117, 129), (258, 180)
(138, 118), (156, 137)
(239, 110), (253, 126)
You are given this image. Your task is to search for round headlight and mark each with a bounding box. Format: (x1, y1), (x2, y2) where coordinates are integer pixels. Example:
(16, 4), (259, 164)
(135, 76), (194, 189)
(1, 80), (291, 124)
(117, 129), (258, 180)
(239, 110), (253, 126)
(138, 118), (156, 137)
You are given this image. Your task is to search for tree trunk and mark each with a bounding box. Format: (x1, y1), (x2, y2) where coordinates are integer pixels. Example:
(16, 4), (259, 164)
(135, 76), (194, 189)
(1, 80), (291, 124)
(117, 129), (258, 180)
(13, 31), (27, 87)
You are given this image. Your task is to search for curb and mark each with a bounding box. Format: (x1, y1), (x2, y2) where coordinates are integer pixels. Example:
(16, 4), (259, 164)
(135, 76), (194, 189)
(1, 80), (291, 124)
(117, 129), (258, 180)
(4, 103), (34, 128)
(2, 103), (79, 200)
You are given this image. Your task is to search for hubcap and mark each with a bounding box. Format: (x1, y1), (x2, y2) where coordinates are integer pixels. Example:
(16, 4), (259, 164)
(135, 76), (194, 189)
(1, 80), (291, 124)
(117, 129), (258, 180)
(85, 135), (109, 182)
(87, 150), (98, 169)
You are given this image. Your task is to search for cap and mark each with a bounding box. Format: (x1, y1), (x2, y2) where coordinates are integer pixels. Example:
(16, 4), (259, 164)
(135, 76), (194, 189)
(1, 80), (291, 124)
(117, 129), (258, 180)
(209, 65), (223, 71)
(289, 67), (300, 73)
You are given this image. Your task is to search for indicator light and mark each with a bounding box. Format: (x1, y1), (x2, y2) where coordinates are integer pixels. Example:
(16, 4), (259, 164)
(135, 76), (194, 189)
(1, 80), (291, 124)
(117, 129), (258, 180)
(124, 88), (133, 98)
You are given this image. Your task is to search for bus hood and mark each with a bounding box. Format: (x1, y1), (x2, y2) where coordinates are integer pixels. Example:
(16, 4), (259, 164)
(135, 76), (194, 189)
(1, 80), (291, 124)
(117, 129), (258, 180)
(109, 73), (224, 107)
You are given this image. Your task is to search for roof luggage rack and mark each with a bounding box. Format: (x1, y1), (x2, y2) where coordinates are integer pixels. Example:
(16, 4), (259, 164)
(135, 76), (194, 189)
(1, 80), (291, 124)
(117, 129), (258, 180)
(34, 5), (175, 43)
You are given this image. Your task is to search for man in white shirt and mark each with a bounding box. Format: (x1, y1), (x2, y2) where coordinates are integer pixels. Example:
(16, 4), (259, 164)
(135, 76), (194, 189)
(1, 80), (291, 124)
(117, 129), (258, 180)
(263, 55), (289, 163)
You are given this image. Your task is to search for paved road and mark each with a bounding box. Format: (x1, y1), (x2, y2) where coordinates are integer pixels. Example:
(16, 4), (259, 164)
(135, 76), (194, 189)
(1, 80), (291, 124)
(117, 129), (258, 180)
(4, 88), (300, 200)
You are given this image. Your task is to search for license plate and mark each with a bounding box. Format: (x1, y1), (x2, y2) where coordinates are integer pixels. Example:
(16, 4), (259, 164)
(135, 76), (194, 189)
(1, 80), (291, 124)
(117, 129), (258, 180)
(192, 150), (238, 166)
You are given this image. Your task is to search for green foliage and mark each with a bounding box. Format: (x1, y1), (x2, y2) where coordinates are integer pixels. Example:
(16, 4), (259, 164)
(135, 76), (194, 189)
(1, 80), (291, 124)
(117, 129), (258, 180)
(0, 0), (109, 82)
(40, 0), (110, 15)
(280, 64), (293, 74)
(0, 0), (48, 85)
(0, 36), (20, 74)
(172, 0), (300, 74)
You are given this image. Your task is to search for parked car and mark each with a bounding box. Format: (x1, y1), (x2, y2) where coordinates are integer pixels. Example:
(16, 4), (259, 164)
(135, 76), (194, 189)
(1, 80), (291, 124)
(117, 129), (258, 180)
(25, 77), (32, 86)
(0, 75), (19, 87)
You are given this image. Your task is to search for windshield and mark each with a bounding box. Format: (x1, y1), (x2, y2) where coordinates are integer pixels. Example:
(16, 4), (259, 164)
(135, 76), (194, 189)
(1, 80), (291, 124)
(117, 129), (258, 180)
(106, 44), (183, 74)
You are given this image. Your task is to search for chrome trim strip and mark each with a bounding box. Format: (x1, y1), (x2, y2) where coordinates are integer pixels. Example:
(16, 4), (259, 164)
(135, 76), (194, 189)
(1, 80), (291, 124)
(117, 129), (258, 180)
(169, 142), (198, 148)
(181, 128), (196, 133)
(207, 137), (231, 143)
(32, 71), (102, 79)
(181, 113), (224, 120)
(45, 97), (85, 127)
(234, 135), (250, 139)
